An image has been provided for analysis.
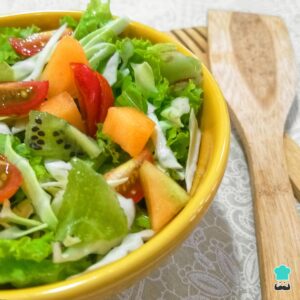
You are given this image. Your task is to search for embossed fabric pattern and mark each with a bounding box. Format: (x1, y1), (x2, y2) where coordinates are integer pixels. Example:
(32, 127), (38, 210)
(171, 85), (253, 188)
(1, 1), (300, 299)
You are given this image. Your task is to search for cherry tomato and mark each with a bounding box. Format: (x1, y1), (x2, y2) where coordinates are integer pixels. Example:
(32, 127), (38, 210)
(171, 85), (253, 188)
(105, 148), (153, 203)
(9, 28), (72, 57)
(118, 173), (145, 203)
(0, 155), (23, 202)
(71, 63), (114, 136)
(71, 63), (101, 136)
(0, 81), (49, 116)
(96, 73), (114, 122)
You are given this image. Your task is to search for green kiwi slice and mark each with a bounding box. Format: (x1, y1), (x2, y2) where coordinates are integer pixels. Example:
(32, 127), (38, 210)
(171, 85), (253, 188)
(25, 111), (100, 161)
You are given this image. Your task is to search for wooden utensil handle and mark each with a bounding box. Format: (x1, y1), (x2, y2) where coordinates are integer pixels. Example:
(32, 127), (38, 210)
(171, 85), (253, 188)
(247, 131), (300, 299)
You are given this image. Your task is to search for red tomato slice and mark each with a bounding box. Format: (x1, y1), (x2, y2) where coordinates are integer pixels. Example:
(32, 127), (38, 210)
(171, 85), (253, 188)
(104, 148), (153, 203)
(118, 175), (145, 203)
(71, 63), (101, 136)
(96, 73), (114, 122)
(9, 29), (73, 57)
(0, 155), (23, 202)
(0, 81), (49, 116)
(71, 63), (114, 136)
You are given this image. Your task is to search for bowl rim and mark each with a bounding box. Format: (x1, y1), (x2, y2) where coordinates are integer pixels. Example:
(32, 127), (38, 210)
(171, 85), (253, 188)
(0, 11), (231, 299)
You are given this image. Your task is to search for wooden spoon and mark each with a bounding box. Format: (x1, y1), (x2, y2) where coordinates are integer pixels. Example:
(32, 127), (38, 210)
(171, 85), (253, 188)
(168, 26), (300, 202)
(207, 11), (299, 299)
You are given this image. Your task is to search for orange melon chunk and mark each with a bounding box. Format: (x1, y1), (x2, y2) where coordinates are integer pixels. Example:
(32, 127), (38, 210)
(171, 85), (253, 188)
(139, 161), (189, 232)
(103, 107), (155, 157)
(39, 92), (85, 132)
(40, 35), (89, 98)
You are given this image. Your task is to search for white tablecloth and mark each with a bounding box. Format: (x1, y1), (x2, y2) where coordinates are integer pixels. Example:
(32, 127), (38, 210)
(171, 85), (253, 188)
(1, 1), (300, 299)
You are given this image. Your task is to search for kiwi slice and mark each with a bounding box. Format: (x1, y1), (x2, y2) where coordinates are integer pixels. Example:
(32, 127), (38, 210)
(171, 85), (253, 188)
(25, 111), (101, 161)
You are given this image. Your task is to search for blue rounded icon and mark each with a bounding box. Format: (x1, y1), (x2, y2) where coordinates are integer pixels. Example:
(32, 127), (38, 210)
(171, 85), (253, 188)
(274, 265), (291, 281)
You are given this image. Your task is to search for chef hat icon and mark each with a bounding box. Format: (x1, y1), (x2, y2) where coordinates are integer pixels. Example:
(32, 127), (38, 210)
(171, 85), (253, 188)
(274, 265), (291, 281)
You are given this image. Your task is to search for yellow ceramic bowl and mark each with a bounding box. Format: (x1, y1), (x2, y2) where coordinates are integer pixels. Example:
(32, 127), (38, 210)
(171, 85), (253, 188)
(0, 12), (230, 300)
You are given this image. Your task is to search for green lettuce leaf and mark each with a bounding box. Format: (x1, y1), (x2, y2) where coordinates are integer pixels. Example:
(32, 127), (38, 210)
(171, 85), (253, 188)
(149, 78), (170, 111)
(170, 79), (203, 116)
(119, 40), (201, 86)
(0, 232), (91, 287)
(132, 62), (157, 97)
(116, 38), (134, 69)
(29, 156), (52, 182)
(74, 0), (113, 40)
(166, 127), (190, 166)
(0, 25), (40, 65)
(161, 97), (190, 128)
(0, 233), (53, 262)
(0, 257), (90, 288)
(13, 141), (51, 182)
(114, 38), (168, 113)
(115, 75), (148, 113)
(55, 158), (128, 243)
(114, 38), (202, 118)
(130, 206), (150, 233)
(59, 15), (78, 29)
(10, 188), (26, 205)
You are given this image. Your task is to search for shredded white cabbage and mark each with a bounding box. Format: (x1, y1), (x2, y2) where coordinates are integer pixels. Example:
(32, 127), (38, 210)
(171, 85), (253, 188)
(106, 177), (128, 187)
(161, 97), (190, 127)
(42, 160), (72, 197)
(147, 103), (182, 170)
(86, 229), (154, 271)
(0, 122), (11, 134)
(0, 224), (48, 240)
(44, 160), (72, 183)
(158, 120), (172, 134)
(51, 189), (65, 216)
(81, 17), (130, 50)
(25, 24), (67, 81)
(0, 199), (41, 228)
(12, 55), (37, 81)
(85, 42), (112, 59)
(89, 43), (116, 70)
(63, 235), (81, 247)
(117, 193), (135, 229)
(53, 238), (122, 263)
(185, 109), (201, 193)
(102, 51), (120, 85)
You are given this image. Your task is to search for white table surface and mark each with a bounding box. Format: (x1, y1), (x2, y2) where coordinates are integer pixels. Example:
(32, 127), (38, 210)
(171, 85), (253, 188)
(1, 1), (300, 299)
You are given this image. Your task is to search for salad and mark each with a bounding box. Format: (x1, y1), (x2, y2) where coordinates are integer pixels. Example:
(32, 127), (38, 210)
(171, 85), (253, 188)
(0, 0), (203, 288)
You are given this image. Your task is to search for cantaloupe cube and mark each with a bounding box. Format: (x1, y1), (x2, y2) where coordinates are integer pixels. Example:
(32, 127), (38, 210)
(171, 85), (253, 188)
(139, 161), (189, 231)
(40, 36), (89, 98)
(39, 92), (85, 132)
(102, 107), (155, 157)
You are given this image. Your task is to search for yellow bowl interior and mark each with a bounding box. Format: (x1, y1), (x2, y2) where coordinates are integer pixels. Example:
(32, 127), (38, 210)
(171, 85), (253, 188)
(0, 12), (230, 300)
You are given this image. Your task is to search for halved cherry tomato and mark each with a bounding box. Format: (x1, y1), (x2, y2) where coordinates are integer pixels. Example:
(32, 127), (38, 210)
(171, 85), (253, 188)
(0, 155), (23, 202)
(9, 28), (73, 57)
(104, 148), (153, 202)
(0, 81), (49, 116)
(71, 63), (101, 136)
(96, 73), (114, 122)
(71, 63), (114, 136)
(118, 173), (145, 203)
